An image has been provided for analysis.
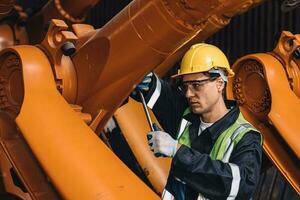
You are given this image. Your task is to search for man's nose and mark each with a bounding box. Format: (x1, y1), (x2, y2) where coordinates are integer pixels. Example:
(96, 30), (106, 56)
(185, 86), (194, 98)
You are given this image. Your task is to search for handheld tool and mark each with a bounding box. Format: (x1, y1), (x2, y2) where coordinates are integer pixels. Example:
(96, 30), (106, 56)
(138, 90), (155, 131)
(138, 90), (165, 157)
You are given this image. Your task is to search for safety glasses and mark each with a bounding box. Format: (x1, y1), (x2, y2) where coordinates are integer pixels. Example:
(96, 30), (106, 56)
(179, 77), (218, 94)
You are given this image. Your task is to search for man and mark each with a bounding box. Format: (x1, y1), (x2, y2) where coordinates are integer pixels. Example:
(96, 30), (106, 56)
(134, 43), (262, 200)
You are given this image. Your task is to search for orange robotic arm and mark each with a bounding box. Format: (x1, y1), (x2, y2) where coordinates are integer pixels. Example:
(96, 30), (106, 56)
(0, 0), (267, 199)
(11, 45), (158, 200)
(227, 31), (300, 194)
(27, 0), (101, 44)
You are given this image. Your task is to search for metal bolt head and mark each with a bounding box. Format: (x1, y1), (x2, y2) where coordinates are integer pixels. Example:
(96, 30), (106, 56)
(61, 42), (76, 56)
(293, 47), (300, 59)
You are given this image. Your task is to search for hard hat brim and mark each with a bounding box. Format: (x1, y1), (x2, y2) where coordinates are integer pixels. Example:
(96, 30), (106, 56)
(171, 71), (204, 79)
(171, 68), (234, 79)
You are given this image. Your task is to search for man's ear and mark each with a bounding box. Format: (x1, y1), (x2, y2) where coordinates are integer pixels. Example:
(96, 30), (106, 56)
(216, 78), (225, 92)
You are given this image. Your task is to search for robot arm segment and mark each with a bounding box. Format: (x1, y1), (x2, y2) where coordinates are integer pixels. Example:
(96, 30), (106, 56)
(10, 45), (158, 200)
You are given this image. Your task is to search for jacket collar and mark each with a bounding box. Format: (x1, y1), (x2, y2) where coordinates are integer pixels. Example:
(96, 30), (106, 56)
(183, 100), (240, 144)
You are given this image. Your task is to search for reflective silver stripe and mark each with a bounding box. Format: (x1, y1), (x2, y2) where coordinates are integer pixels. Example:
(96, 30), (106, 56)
(227, 163), (241, 200)
(223, 124), (249, 199)
(232, 123), (252, 140)
(161, 189), (174, 200)
(222, 123), (251, 163)
(197, 123), (251, 199)
(177, 118), (189, 139)
(222, 143), (234, 163)
(147, 75), (161, 109)
(197, 193), (210, 200)
(174, 176), (186, 184)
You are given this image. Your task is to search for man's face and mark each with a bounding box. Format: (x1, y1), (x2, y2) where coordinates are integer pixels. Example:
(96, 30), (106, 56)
(181, 72), (224, 114)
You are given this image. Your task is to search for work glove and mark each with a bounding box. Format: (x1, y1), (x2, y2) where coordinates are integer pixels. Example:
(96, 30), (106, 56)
(131, 72), (153, 100)
(147, 124), (178, 157)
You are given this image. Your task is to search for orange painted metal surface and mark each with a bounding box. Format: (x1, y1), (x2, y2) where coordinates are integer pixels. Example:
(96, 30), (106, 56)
(0, 111), (60, 199)
(227, 32), (300, 194)
(0, 0), (299, 199)
(7, 46), (158, 200)
(69, 0), (266, 134)
(0, 9), (28, 51)
(39, 19), (79, 104)
(154, 0), (265, 76)
(27, 0), (101, 43)
(0, 24), (14, 50)
(0, 0), (15, 20)
(272, 31), (300, 99)
(115, 98), (172, 194)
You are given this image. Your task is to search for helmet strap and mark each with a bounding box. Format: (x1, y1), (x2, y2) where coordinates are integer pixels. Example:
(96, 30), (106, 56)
(208, 68), (228, 82)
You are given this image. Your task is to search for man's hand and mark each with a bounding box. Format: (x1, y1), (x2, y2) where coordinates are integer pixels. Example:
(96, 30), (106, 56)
(147, 130), (178, 157)
(131, 72), (153, 100)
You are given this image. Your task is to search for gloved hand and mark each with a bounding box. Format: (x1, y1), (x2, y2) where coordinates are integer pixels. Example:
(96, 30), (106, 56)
(147, 125), (178, 157)
(131, 72), (153, 100)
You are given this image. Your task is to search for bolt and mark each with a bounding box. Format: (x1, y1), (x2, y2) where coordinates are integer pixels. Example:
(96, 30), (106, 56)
(61, 42), (76, 56)
(239, 98), (245, 104)
(293, 47), (300, 59)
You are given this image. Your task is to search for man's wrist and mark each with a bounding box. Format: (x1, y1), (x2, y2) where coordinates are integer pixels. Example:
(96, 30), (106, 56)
(176, 143), (182, 151)
(172, 143), (182, 157)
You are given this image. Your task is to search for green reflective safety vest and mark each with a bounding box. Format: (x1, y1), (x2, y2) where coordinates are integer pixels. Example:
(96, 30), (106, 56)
(177, 108), (260, 161)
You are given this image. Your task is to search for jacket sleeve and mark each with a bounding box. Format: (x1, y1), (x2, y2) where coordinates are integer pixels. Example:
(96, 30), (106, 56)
(171, 131), (262, 200)
(144, 74), (188, 137)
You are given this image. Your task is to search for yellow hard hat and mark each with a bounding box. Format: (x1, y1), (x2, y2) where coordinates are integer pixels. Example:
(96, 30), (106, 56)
(173, 43), (234, 78)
